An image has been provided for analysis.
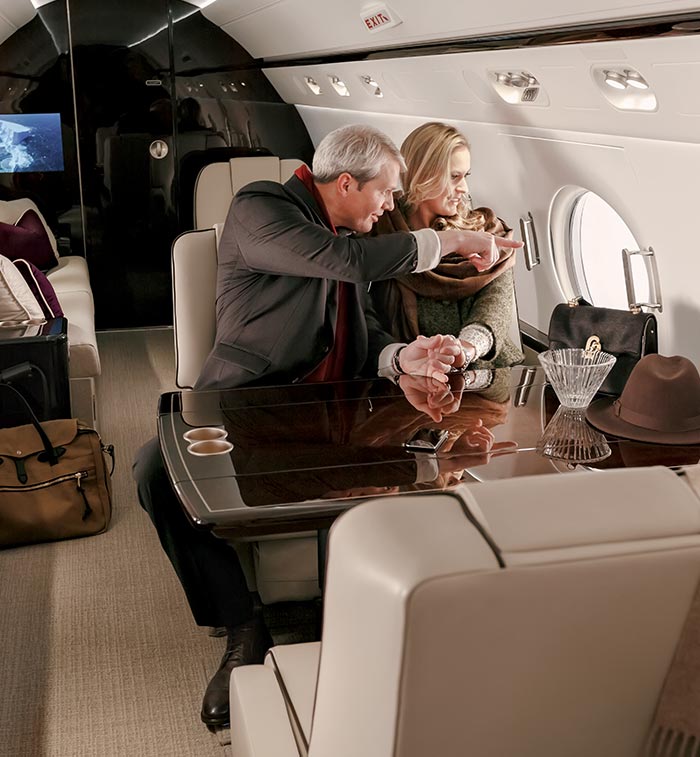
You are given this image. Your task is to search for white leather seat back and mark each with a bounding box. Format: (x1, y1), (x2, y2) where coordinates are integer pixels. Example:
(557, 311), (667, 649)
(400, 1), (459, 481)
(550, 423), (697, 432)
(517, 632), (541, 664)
(194, 156), (305, 230)
(175, 156), (306, 388)
(307, 467), (700, 757)
(193, 163), (231, 231)
(280, 158), (305, 184)
(172, 228), (218, 389)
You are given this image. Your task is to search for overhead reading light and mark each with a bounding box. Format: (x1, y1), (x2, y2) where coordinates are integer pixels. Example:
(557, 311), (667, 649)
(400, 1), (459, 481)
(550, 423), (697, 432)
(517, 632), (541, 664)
(602, 69), (649, 90)
(304, 77), (322, 96)
(603, 70), (627, 90)
(360, 74), (383, 97)
(593, 66), (656, 111)
(329, 76), (350, 97)
(506, 73), (529, 88)
(494, 71), (539, 88)
(624, 70), (649, 89)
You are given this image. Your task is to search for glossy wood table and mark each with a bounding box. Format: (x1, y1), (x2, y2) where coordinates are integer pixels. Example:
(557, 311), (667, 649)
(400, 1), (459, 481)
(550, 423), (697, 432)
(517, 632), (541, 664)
(158, 366), (700, 538)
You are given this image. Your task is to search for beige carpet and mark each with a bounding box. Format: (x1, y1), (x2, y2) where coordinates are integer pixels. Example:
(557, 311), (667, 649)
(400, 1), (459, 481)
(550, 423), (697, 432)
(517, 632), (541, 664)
(0, 328), (232, 757)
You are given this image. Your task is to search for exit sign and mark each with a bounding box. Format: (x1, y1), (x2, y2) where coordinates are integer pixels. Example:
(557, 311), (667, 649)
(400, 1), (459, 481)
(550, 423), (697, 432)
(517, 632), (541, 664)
(360, 4), (402, 33)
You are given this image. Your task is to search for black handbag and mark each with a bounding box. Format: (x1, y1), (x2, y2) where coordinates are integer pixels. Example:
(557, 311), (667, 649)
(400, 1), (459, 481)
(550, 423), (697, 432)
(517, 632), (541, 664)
(547, 299), (658, 396)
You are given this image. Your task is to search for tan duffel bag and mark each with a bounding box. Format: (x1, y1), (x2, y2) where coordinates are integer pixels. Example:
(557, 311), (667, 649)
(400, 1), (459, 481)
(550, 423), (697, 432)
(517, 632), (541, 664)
(0, 386), (114, 548)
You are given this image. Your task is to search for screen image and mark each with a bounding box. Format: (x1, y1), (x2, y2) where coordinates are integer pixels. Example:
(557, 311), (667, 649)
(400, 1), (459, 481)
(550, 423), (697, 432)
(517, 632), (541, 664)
(0, 113), (64, 173)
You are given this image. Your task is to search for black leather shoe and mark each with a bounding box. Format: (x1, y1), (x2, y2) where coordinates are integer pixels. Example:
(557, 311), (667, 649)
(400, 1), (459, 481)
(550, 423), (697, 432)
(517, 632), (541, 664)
(201, 617), (273, 727)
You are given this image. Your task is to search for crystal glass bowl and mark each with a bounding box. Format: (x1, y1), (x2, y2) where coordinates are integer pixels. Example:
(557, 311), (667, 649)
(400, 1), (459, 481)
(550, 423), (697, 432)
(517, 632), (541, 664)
(538, 348), (616, 409)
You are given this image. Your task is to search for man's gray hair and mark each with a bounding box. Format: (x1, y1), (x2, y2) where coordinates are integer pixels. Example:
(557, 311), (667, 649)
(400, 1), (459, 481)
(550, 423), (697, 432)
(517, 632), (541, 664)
(312, 124), (405, 185)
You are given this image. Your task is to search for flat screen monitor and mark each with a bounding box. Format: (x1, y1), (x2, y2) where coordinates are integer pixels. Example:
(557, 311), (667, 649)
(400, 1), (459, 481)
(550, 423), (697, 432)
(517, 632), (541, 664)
(0, 113), (64, 173)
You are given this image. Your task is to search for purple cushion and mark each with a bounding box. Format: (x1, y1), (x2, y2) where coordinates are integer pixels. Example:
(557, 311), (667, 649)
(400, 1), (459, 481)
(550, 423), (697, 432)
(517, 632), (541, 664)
(13, 258), (64, 319)
(0, 208), (57, 271)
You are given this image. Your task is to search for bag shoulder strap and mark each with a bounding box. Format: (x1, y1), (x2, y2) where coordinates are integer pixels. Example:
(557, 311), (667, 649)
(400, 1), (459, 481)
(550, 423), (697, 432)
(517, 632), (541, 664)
(0, 383), (59, 465)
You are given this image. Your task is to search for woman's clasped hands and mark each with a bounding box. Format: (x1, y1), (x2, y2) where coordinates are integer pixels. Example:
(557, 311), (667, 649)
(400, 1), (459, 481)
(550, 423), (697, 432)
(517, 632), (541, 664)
(399, 333), (467, 383)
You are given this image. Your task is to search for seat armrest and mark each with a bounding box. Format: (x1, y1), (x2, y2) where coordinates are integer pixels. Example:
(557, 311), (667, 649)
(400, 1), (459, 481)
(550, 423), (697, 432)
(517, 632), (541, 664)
(462, 467), (700, 559)
(230, 665), (301, 757)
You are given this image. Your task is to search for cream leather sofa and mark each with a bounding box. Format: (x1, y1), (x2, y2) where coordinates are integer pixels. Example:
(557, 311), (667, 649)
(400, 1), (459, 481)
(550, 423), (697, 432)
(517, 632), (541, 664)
(230, 466), (700, 757)
(0, 198), (100, 428)
(172, 156), (318, 604)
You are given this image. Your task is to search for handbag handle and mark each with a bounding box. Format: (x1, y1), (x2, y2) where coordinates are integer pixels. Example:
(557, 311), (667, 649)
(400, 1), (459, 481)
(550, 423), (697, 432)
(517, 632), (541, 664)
(622, 247), (663, 313)
(0, 381), (59, 466)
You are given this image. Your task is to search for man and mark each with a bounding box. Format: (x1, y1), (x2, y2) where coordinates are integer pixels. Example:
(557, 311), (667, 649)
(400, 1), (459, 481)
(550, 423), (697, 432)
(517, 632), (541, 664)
(133, 124), (521, 729)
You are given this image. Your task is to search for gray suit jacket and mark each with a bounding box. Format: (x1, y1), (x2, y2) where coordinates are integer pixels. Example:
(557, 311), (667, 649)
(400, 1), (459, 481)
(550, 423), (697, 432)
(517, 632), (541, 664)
(196, 175), (420, 389)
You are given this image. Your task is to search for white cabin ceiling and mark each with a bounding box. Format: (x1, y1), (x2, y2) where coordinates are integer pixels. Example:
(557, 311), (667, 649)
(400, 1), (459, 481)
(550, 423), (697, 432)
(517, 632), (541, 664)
(203, 0), (700, 60)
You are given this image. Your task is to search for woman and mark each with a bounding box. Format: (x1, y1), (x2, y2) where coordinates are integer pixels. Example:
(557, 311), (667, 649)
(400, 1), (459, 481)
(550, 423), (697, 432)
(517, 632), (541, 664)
(371, 122), (523, 368)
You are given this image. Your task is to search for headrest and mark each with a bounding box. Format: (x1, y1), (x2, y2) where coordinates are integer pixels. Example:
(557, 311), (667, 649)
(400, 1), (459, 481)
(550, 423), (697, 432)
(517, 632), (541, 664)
(194, 156), (306, 230)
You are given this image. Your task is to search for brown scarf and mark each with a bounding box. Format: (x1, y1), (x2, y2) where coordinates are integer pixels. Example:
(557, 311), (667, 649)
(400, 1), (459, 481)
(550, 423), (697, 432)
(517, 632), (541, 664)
(372, 205), (516, 341)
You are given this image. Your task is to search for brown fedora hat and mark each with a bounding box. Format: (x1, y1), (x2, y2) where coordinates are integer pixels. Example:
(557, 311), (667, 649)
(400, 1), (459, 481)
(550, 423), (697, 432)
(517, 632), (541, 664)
(586, 354), (700, 444)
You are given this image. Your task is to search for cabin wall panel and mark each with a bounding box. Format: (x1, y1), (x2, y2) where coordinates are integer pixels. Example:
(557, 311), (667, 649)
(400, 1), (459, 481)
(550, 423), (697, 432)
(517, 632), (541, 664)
(205, 0), (698, 59)
(651, 61), (700, 116)
(264, 35), (700, 145)
(297, 105), (700, 364)
(622, 140), (700, 361)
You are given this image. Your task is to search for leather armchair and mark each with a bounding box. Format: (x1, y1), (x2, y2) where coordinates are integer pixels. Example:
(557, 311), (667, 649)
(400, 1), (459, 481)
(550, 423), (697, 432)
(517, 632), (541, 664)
(171, 156), (318, 604)
(230, 465), (700, 757)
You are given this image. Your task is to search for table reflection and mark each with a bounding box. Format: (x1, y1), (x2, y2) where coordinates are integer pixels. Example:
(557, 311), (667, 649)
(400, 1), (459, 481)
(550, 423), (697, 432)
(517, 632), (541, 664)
(218, 369), (516, 507)
(537, 406), (611, 465)
(538, 384), (700, 471)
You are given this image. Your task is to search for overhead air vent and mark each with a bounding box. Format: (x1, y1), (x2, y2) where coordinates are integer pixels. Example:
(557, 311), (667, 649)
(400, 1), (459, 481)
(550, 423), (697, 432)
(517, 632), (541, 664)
(329, 76), (350, 97)
(490, 71), (547, 105)
(303, 77), (322, 96)
(359, 75), (383, 98)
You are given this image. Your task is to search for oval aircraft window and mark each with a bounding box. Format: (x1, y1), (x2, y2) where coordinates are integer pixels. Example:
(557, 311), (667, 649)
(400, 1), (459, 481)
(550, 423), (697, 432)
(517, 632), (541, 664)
(567, 191), (648, 309)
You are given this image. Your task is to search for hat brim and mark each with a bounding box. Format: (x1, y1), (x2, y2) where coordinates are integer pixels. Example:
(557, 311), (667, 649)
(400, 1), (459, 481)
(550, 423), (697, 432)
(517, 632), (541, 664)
(586, 397), (700, 445)
(587, 440), (700, 469)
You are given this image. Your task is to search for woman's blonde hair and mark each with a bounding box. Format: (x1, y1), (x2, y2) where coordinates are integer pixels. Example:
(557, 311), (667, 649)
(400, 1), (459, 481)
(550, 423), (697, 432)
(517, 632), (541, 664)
(400, 122), (485, 231)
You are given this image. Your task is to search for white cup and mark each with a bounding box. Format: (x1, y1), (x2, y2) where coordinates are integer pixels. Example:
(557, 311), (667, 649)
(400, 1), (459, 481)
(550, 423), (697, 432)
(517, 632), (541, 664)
(187, 439), (233, 456)
(183, 426), (228, 443)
